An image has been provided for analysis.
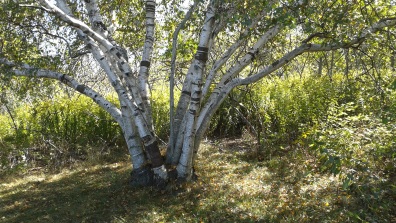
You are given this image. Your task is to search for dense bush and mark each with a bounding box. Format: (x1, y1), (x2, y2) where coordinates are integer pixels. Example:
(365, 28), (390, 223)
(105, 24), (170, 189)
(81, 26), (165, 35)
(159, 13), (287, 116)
(0, 95), (123, 172)
(210, 71), (396, 196)
(210, 74), (343, 143)
(150, 86), (172, 140)
(1, 70), (395, 181)
(0, 88), (174, 172)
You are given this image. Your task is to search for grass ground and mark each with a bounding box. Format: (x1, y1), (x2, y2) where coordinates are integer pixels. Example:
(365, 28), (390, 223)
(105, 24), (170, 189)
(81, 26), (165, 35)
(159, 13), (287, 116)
(1, 138), (395, 223)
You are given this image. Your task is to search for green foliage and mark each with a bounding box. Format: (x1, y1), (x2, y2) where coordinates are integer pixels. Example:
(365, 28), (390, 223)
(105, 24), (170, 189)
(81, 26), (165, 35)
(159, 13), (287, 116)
(306, 101), (395, 181)
(210, 73), (342, 142)
(303, 101), (396, 219)
(0, 88), (177, 172)
(210, 70), (396, 214)
(0, 95), (124, 172)
(151, 86), (172, 140)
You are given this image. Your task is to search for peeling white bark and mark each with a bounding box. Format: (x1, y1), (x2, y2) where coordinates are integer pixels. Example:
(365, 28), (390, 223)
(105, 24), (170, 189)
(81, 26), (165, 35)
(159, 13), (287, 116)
(168, 0), (200, 165)
(197, 25), (281, 137)
(202, 10), (268, 97)
(48, 0), (162, 175)
(121, 101), (146, 169)
(176, 1), (216, 180)
(137, 0), (156, 130)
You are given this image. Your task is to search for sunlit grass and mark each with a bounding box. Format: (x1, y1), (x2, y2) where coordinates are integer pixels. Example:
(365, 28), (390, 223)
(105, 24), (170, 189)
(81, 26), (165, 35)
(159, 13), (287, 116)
(1, 139), (395, 222)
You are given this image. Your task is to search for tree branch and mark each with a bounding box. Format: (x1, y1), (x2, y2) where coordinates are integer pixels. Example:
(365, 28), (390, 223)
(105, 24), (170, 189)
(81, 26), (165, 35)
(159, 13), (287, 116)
(0, 58), (123, 124)
(39, 0), (114, 50)
(202, 9), (268, 97)
(136, 0), (157, 129)
(169, 0), (200, 160)
(195, 17), (396, 144)
(241, 17), (396, 86)
(197, 24), (281, 134)
(19, 3), (50, 12)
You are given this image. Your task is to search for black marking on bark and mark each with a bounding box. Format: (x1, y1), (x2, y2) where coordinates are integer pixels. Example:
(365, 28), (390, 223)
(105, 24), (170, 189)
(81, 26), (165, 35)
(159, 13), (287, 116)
(128, 135), (134, 141)
(118, 64), (124, 72)
(146, 36), (154, 42)
(95, 21), (107, 30)
(140, 60), (151, 67)
(76, 84), (86, 93)
(145, 141), (163, 168)
(191, 97), (200, 102)
(182, 90), (191, 95)
(94, 94), (97, 98)
(189, 109), (196, 115)
(272, 60), (279, 67)
(125, 72), (131, 76)
(142, 135), (151, 143)
(195, 47), (209, 62)
(86, 43), (93, 50)
(146, 5), (156, 12)
(59, 74), (66, 82)
(142, 96), (149, 100)
(247, 52), (256, 61)
(145, 0), (156, 13)
(146, 7), (156, 12)
(116, 52), (122, 59)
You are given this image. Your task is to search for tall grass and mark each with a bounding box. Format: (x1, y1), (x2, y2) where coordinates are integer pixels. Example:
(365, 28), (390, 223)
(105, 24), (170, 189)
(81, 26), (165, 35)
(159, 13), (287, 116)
(1, 71), (395, 180)
(0, 95), (123, 172)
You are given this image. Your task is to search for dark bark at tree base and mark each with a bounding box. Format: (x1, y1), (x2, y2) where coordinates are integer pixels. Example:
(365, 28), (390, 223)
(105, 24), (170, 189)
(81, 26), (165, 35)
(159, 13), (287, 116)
(130, 165), (167, 189)
(175, 167), (198, 184)
(130, 166), (154, 187)
(130, 165), (198, 188)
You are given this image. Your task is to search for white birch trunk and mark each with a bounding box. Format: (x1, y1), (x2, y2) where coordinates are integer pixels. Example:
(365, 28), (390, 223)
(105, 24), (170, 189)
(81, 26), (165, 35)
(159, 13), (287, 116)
(4, 1), (396, 185)
(121, 103), (146, 169)
(138, 0), (156, 130)
(167, 0), (200, 166)
(175, 1), (215, 180)
(47, 0), (167, 181)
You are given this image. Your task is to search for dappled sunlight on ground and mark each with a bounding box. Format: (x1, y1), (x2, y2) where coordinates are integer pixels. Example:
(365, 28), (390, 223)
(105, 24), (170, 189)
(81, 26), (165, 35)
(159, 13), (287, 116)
(1, 139), (394, 222)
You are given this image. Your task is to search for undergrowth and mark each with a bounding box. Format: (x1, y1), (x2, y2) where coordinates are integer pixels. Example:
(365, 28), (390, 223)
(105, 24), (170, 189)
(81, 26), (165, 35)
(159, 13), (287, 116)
(0, 71), (395, 221)
(0, 138), (394, 222)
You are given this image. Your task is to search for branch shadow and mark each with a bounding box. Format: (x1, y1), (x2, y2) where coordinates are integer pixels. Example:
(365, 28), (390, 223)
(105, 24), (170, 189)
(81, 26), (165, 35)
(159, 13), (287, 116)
(1, 139), (395, 222)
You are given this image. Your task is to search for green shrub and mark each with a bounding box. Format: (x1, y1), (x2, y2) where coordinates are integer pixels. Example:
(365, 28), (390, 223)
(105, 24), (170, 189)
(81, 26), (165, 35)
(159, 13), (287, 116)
(151, 86), (172, 140)
(0, 95), (124, 172)
(0, 88), (178, 172)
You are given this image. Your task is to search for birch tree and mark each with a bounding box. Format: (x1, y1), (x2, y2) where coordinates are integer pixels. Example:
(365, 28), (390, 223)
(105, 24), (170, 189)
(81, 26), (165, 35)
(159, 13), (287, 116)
(1, 0), (395, 186)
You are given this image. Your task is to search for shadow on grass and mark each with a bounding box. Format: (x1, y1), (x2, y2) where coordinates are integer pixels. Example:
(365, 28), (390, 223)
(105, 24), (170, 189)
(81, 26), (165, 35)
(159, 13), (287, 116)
(1, 139), (395, 222)
(1, 165), (134, 222)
